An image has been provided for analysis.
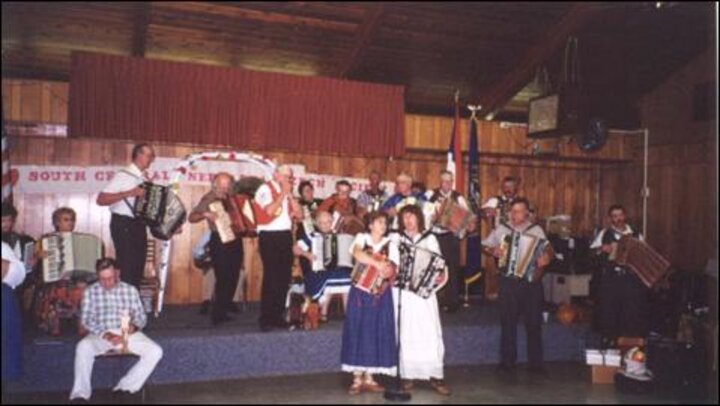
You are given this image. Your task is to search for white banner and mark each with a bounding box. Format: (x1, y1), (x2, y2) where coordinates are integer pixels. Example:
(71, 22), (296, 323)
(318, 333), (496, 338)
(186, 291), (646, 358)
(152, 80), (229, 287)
(15, 156), (392, 199)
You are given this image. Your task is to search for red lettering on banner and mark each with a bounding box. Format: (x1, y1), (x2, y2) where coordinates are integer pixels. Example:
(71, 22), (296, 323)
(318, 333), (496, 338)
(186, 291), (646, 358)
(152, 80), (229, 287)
(29, 172), (38, 182)
(187, 172), (198, 182)
(75, 171), (86, 181)
(95, 171), (115, 182)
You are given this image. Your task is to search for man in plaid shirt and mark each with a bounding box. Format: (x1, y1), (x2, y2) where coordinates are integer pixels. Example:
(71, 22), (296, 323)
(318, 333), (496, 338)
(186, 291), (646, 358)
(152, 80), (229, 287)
(70, 258), (163, 401)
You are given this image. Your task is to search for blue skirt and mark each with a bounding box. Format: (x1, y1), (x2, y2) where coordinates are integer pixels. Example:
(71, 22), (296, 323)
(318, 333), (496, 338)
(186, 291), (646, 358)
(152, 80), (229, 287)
(300, 258), (351, 301)
(2, 283), (23, 382)
(303, 267), (352, 301)
(340, 286), (397, 375)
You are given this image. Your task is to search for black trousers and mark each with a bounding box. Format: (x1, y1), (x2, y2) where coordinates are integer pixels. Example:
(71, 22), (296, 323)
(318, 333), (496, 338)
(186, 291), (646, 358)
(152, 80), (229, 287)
(499, 276), (544, 367)
(437, 232), (461, 309)
(258, 230), (294, 326)
(599, 267), (649, 340)
(110, 214), (147, 288)
(209, 233), (243, 321)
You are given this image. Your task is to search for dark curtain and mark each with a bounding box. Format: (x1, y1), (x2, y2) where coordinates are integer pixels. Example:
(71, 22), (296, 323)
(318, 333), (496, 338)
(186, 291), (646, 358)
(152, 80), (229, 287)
(69, 52), (405, 157)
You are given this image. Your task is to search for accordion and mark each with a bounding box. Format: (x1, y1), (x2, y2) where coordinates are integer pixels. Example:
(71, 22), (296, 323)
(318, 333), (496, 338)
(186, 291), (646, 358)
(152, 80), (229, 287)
(498, 231), (549, 283)
(310, 233), (354, 271)
(350, 252), (394, 296)
(614, 235), (671, 288)
(134, 182), (168, 226)
(333, 214), (366, 235)
(437, 199), (476, 237)
(397, 243), (448, 299)
(134, 182), (187, 240)
(229, 194), (258, 237)
(208, 200), (236, 244)
(41, 232), (102, 283)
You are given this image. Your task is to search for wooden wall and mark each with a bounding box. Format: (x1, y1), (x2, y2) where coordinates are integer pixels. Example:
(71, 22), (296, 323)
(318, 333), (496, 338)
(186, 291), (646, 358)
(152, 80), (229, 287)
(3, 78), (647, 304)
(600, 142), (713, 272)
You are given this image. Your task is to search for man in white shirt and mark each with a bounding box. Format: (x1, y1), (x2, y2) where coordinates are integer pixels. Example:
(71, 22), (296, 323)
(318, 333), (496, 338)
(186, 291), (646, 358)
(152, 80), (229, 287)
(96, 143), (155, 288)
(590, 204), (648, 345)
(69, 257), (162, 402)
(482, 198), (551, 375)
(254, 165), (301, 331)
(425, 170), (471, 313)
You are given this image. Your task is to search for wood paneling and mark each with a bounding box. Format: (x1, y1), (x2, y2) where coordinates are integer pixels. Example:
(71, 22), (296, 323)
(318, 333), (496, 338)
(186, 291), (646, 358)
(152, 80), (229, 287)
(8, 132), (634, 304)
(600, 142), (713, 272)
(4, 78), (665, 304)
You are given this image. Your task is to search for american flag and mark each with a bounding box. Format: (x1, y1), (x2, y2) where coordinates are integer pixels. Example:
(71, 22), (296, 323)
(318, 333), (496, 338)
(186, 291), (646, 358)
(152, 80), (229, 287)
(2, 102), (16, 204)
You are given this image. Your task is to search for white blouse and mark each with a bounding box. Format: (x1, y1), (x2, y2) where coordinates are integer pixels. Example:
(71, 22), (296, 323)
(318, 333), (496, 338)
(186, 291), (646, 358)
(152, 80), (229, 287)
(2, 241), (26, 289)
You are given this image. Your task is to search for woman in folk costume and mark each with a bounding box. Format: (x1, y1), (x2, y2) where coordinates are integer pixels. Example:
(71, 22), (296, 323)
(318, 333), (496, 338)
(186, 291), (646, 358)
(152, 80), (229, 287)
(391, 205), (451, 396)
(296, 180), (322, 240)
(341, 211), (399, 395)
(294, 211), (352, 322)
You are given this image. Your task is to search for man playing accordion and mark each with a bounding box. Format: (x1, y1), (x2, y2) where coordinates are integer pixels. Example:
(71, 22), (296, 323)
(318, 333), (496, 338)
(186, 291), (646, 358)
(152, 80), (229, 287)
(590, 204), (648, 346)
(425, 170), (472, 313)
(482, 198), (552, 375)
(96, 143), (156, 289)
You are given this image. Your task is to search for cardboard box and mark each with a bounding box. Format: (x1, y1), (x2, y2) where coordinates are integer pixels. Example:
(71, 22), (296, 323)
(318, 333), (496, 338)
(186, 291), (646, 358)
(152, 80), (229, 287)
(591, 365), (620, 384)
(585, 349), (604, 365)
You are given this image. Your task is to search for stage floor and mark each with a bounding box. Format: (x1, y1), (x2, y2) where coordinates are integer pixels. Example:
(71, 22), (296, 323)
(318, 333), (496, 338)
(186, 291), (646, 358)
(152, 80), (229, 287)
(5, 362), (713, 405)
(6, 299), (596, 394)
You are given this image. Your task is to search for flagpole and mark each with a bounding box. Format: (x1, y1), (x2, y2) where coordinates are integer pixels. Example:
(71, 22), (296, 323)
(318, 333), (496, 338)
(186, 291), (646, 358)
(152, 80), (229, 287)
(464, 104), (481, 307)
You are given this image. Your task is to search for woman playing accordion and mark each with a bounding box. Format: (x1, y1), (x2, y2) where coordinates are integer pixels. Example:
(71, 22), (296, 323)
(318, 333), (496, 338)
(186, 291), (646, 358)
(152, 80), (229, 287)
(341, 211), (399, 395)
(294, 211), (353, 323)
(390, 205), (451, 396)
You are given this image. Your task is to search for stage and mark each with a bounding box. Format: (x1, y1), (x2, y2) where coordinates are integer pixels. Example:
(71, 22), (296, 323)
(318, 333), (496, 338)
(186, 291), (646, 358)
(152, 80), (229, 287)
(4, 300), (597, 394)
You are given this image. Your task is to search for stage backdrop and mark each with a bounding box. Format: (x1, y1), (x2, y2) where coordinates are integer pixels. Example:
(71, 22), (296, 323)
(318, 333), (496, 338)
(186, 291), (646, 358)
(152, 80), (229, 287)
(68, 52), (405, 158)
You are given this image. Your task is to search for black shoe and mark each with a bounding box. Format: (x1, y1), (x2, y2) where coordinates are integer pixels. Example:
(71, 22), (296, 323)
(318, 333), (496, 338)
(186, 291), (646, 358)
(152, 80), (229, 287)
(227, 303), (241, 314)
(199, 300), (211, 315)
(70, 398), (89, 404)
(495, 363), (517, 374)
(212, 314), (234, 325)
(272, 319), (289, 329)
(527, 365), (548, 376)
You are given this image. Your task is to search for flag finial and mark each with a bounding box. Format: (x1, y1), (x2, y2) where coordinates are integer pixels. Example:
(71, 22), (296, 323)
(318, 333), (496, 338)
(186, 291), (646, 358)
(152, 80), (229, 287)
(467, 104), (482, 120)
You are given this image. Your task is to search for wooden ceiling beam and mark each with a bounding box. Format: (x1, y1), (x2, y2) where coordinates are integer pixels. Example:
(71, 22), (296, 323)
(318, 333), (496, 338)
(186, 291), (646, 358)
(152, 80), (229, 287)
(477, 2), (600, 118)
(335, 4), (385, 78)
(131, 2), (152, 57)
(153, 2), (358, 33)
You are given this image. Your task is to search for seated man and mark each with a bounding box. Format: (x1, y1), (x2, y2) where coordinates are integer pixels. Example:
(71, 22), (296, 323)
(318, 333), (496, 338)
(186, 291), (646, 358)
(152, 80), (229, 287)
(69, 258), (163, 402)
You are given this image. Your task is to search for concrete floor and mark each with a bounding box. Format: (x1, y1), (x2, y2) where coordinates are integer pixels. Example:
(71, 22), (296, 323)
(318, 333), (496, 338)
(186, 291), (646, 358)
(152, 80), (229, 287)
(3, 362), (716, 405)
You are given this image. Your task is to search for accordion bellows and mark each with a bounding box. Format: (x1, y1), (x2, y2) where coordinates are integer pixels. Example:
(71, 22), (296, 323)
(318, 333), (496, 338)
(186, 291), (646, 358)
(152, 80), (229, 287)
(498, 231), (549, 283)
(614, 236), (672, 288)
(397, 243), (448, 299)
(134, 182), (187, 240)
(41, 232), (102, 283)
(310, 233), (354, 271)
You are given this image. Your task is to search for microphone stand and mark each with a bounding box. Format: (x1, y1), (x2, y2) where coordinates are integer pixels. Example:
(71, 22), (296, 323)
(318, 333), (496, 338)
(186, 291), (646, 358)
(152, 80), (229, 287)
(384, 246), (411, 401)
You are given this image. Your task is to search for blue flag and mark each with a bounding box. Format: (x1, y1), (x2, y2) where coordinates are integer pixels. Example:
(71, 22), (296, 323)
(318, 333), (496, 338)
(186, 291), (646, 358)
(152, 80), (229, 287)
(464, 117), (482, 286)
